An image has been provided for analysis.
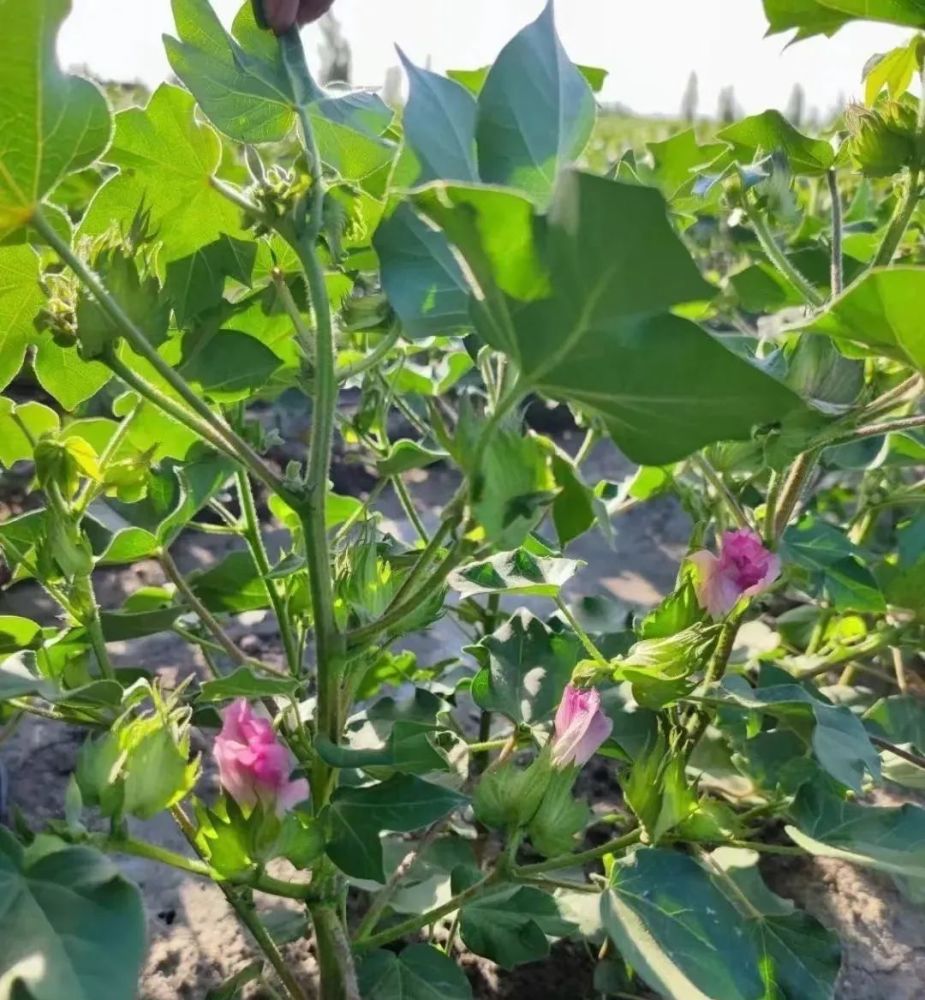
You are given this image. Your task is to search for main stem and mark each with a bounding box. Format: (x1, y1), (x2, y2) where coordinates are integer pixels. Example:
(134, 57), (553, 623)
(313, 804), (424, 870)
(280, 28), (353, 1000)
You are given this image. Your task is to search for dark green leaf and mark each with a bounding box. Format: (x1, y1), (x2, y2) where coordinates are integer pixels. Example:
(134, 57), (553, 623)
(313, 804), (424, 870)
(706, 846), (841, 1000)
(458, 881), (575, 969)
(468, 610), (581, 724)
(181, 330), (282, 402)
(0, 831), (145, 1000)
(326, 775), (466, 882)
(357, 944), (472, 1000)
(415, 171), (810, 464)
(377, 440), (447, 477)
(601, 847), (765, 1000)
(788, 781), (925, 880)
(763, 0), (925, 39)
(398, 49), (479, 184)
(189, 550), (272, 613)
(476, 1), (595, 203)
(374, 203), (471, 340)
(449, 550), (580, 600)
(199, 666), (300, 702)
(166, 237), (257, 328)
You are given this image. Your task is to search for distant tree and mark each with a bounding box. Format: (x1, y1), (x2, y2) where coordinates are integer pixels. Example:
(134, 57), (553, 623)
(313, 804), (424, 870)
(318, 11), (351, 85)
(786, 83), (805, 127)
(681, 72), (699, 122)
(717, 85), (738, 123)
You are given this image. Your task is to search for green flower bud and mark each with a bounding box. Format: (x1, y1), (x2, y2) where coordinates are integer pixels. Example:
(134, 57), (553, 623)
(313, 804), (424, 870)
(526, 767), (590, 858)
(474, 751), (552, 831)
(846, 104), (915, 177)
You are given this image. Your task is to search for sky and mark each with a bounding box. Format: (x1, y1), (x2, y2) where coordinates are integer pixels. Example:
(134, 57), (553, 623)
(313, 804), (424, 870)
(58, 0), (915, 119)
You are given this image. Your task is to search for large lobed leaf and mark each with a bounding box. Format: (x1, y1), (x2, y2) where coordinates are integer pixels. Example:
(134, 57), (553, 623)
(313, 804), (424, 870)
(763, 0), (925, 39)
(0, 0), (112, 238)
(407, 170), (811, 464)
(0, 831), (146, 1000)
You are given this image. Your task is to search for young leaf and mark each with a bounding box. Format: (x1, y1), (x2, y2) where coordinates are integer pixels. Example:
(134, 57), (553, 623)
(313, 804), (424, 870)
(326, 775), (466, 882)
(357, 944), (473, 1000)
(717, 110), (834, 175)
(0, 831), (145, 1000)
(864, 41), (921, 105)
(476, 1), (595, 203)
(0, 0), (112, 238)
(601, 847), (765, 1000)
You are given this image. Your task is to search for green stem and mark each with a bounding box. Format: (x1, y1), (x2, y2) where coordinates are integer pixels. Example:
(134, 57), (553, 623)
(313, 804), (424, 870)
(382, 516), (454, 614)
(826, 169), (843, 297)
(685, 616), (742, 745)
(573, 427), (598, 467)
(354, 822), (446, 941)
(392, 475), (429, 543)
(160, 549), (251, 668)
(31, 210), (287, 502)
(310, 903), (360, 1000)
(821, 414), (925, 448)
(85, 607), (115, 680)
(338, 324), (401, 382)
(237, 470), (302, 676)
(512, 828), (642, 877)
(796, 627), (905, 678)
(745, 200), (825, 307)
(555, 596), (609, 669)
(280, 28), (345, 822)
(693, 454), (750, 530)
(354, 872), (502, 952)
(465, 736), (514, 754)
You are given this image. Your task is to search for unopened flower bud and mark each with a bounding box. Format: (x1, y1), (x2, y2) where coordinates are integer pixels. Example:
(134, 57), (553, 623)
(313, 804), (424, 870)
(254, 0), (335, 35)
(550, 684), (612, 769)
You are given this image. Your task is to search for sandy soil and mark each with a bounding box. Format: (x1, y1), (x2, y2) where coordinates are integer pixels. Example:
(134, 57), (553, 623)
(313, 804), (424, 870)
(2, 436), (924, 998)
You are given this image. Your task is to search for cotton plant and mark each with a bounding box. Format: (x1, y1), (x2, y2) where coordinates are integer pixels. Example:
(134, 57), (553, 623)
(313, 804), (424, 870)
(1, 0), (925, 998)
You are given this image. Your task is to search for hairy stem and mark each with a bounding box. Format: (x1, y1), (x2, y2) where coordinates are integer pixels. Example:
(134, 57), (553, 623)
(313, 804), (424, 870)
(512, 828), (642, 877)
(826, 169), (843, 297)
(745, 200), (825, 308)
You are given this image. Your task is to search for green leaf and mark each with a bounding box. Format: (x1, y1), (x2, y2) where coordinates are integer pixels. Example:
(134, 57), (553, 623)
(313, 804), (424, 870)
(0, 616), (41, 656)
(0, 653), (55, 702)
(476, 1), (595, 203)
(788, 781), (925, 880)
(33, 339), (112, 410)
(458, 880), (575, 969)
(468, 610), (581, 725)
(763, 0), (925, 39)
(357, 944), (472, 1000)
(189, 550), (272, 613)
(0, 400), (59, 468)
(802, 268), (925, 373)
(715, 676), (880, 793)
(377, 440), (447, 477)
(166, 237), (257, 328)
(315, 719), (449, 776)
(397, 49), (479, 184)
(181, 329), (282, 402)
(99, 604), (184, 641)
(717, 110), (834, 175)
(0, 0), (112, 237)
(0, 831), (145, 1000)
(374, 203), (471, 340)
(865, 40), (921, 104)
(0, 246), (43, 391)
(781, 516), (886, 613)
(80, 84), (243, 262)
(449, 550), (580, 600)
(865, 695), (925, 751)
(601, 847), (766, 1000)
(199, 666), (300, 702)
(706, 847), (841, 1000)
(415, 171), (810, 465)
(326, 775), (466, 882)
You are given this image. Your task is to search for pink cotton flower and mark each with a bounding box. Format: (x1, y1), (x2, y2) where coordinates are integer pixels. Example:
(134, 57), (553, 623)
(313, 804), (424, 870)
(214, 699), (309, 814)
(551, 684), (613, 769)
(689, 529), (781, 620)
